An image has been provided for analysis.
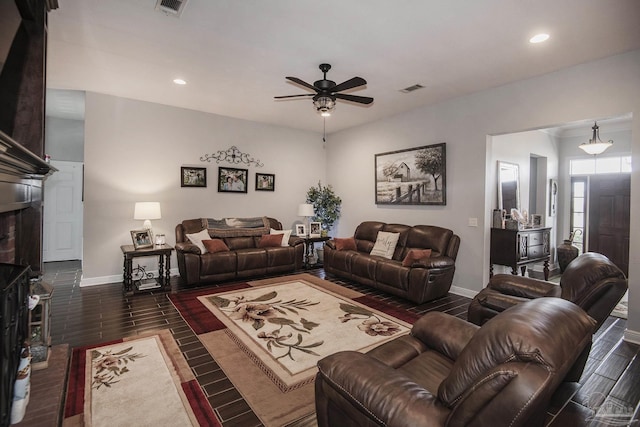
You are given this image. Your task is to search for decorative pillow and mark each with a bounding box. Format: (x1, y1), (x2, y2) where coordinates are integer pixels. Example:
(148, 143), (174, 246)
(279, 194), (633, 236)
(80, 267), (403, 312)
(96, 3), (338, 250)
(402, 249), (432, 267)
(334, 237), (357, 251)
(258, 234), (284, 248)
(203, 239), (230, 253)
(270, 228), (292, 247)
(370, 231), (400, 259)
(185, 229), (212, 254)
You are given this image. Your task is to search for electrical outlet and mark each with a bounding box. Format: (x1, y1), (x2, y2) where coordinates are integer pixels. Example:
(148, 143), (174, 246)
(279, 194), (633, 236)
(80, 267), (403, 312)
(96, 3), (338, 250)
(468, 218), (478, 227)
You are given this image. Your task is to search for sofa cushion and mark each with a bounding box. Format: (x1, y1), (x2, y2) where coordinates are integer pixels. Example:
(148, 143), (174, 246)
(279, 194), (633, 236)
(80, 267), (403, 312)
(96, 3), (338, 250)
(203, 239), (230, 253)
(370, 231), (400, 259)
(258, 234), (284, 248)
(405, 226), (453, 257)
(334, 237), (357, 251)
(402, 249), (433, 267)
(225, 236), (256, 250)
(185, 229), (211, 254)
(270, 228), (292, 247)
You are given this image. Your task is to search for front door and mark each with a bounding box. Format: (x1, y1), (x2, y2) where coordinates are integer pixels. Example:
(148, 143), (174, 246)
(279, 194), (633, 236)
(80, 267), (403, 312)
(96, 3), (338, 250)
(43, 160), (84, 262)
(588, 173), (630, 275)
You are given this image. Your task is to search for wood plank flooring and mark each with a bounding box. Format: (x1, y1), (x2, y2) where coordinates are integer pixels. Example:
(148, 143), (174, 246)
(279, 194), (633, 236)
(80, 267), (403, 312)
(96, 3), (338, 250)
(19, 261), (640, 426)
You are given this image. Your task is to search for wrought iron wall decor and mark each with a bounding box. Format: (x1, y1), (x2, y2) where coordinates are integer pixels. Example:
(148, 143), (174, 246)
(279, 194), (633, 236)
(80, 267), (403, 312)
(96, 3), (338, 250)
(200, 146), (264, 167)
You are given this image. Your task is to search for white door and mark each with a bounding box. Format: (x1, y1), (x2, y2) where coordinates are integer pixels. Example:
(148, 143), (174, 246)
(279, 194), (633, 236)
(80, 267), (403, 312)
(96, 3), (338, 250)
(43, 160), (83, 262)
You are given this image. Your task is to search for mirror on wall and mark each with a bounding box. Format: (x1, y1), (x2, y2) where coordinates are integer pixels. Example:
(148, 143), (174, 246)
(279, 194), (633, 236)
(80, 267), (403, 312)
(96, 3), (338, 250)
(498, 161), (520, 213)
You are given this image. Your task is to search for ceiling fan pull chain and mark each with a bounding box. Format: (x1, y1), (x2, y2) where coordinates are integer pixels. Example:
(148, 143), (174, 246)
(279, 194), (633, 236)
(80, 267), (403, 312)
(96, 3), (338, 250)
(323, 117), (326, 143)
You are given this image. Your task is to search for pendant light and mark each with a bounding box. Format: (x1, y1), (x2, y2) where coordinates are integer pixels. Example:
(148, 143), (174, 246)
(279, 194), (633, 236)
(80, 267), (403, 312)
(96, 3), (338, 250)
(579, 122), (613, 155)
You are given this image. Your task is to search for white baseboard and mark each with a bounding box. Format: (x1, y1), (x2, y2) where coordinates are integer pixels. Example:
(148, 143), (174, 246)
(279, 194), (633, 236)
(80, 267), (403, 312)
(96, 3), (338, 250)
(623, 329), (640, 345)
(450, 285), (478, 299)
(80, 268), (180, 287)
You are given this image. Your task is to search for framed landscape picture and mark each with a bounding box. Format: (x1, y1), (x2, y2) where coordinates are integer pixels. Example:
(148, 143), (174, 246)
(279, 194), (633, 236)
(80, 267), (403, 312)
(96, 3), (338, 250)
(255, 173), (275, 191)
(375, 143), (446, 205)
(218, 167), (248, 193)
(181, 167), (207, 188)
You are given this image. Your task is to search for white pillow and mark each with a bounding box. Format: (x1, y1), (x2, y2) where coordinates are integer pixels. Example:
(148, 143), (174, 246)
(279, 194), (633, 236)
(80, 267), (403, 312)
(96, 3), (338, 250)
(185, 229), (211, 254)
(270, 228), (292, 247)
(370, 231), (400, 259)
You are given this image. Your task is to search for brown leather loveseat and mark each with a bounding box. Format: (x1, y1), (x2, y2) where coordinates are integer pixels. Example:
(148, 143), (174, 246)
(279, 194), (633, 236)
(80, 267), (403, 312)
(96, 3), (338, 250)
(323, 221), (460, 303)
(175, 217), (304, 285)
(315, 298), (596, 427)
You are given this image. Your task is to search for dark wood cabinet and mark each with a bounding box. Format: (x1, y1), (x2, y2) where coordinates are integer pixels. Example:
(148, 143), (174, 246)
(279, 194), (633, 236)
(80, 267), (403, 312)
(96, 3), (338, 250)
(490, 227), (551, 280)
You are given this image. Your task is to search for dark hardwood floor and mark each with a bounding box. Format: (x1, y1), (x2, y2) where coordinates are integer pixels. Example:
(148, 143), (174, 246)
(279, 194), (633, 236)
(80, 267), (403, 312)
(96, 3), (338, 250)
(19, 261), (640, 426)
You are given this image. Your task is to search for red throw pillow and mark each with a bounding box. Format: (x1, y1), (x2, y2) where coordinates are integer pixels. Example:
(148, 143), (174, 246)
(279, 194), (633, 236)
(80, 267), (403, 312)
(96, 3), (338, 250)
(203, 239), (230, 253)
(258, 234), (283, 248)
(402, 249), (432, 267)
(334, 237), (357, 251)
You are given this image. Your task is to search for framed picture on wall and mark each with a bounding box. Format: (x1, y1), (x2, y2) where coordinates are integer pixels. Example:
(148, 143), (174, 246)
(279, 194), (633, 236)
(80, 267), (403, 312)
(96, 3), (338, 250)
(255, 173), (275, 191)
(181, 167), (207, 187)
(549, 179), (558, 216)
(375, 143), (446, 205)
(218, 167), (248, 193)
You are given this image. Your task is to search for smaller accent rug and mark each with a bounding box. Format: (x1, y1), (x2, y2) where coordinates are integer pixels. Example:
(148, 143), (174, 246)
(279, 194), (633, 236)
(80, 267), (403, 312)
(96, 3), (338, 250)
(63, 330), (221, 427)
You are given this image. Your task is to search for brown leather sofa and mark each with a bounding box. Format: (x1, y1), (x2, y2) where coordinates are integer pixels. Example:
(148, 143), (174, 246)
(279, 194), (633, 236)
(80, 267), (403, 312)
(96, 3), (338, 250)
(315, 298), (596, 427)
(175, 217), (304, 285)
(468, 252), (627, 331)
(323, 221), (460, 303)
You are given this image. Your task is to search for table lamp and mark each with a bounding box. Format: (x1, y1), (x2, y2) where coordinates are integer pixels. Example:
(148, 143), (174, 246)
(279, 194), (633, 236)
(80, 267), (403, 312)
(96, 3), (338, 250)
(134, 202), (161, 232)
(297, 203), (315, 237)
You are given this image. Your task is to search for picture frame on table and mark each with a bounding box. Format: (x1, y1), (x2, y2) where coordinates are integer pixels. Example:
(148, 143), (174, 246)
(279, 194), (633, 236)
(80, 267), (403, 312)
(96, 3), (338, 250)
(218, 167), (248, 193)
(374, 143), (446, 205)
(181, 166), (207, 188)
(531, 214), (543, 228)
(255, 173), (275, 191)
(309, 222), (321, 237)
(130, 229), (153, 249)
(295, 224), (306, 237)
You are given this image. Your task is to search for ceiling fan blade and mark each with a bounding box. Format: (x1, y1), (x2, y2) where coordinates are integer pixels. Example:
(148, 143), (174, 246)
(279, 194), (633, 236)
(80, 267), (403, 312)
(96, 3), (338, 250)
(274, 94), (314, 99)
(285, 77), (318, 92)
(331, 77), (367, 93)
(334, 93), (374, 105)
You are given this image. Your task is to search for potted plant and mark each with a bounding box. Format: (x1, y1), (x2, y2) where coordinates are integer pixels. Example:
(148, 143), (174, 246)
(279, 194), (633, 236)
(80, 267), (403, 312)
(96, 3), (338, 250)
(306, 181), (342, 237)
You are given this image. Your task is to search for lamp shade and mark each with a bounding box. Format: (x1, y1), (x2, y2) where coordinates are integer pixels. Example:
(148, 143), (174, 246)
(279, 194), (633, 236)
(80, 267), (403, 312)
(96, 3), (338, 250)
(134, 202), (162, 220)
(579, 122), (613, 155)
(297, 203), (315, 217)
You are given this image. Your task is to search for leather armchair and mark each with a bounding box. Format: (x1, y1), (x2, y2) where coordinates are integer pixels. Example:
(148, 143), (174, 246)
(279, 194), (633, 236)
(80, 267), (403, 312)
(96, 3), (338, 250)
(315, 298), (596, 427)
(468, 252), (627, 331)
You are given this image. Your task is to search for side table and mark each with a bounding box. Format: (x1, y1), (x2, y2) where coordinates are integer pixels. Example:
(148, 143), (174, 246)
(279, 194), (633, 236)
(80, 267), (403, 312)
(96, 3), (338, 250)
(299, 236), (330, 269)
(120, 244), (173, 295)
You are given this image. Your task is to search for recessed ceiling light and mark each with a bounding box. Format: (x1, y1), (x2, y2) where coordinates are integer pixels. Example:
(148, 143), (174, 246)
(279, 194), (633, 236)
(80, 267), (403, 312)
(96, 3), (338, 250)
(529, 33), (550, 44)
(173, 78), (187, 85)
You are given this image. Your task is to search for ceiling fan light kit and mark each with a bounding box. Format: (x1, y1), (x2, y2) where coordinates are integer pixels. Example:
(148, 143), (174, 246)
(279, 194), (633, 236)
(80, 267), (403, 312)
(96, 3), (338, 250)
(275, 63), (373, 118)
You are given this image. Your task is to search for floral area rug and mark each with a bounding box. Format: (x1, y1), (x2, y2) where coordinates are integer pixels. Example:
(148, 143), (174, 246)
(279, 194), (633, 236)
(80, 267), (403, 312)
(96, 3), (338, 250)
(169, 273), (419, 427)
(63, 330), (220, 426)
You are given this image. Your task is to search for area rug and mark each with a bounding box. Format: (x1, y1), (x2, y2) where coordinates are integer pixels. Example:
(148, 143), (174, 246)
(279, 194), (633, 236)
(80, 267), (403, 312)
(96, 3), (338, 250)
(63, 329), (221, 427)
(612, 300), (628, 319)
(169, 273), (420, 427)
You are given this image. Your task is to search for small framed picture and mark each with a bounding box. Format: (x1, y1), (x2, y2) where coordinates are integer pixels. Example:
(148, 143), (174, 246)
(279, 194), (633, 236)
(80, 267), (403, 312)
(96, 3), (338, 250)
(309, 222), (321, 237)
(531, 214), (543, 228)
(255, 173), (275, 191)
(181, 167), (207, 188)
(130, 229), (153, 249)
(218, 167), (248, 193)
(295, 224), (306, 237)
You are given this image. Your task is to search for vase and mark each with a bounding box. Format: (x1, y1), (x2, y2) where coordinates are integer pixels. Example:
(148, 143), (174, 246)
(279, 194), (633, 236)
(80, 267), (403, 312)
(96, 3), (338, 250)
(557, 239), (579, 273)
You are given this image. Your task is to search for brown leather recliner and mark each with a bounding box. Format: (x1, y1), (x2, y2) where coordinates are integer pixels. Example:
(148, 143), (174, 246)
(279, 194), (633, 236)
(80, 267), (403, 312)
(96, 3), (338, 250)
(315, 298), (596, 427)
(468, 252), (627, 331)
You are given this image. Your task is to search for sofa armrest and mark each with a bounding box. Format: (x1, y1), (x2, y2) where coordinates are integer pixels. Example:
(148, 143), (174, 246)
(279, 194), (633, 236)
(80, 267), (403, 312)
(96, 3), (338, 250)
(488, 274), (560, 299)
(410, 255), (455, 269)
(324, 240), (336, 250)
(317, 351), (449, 427)
(288, 236), (304, 246)
(411, 312), (479, 360)
(175, 242), (201, 254)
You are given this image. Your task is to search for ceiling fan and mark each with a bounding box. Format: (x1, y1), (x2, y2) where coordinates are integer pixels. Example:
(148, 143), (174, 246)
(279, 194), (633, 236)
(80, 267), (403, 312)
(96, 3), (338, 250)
(274, 63), (373, 117)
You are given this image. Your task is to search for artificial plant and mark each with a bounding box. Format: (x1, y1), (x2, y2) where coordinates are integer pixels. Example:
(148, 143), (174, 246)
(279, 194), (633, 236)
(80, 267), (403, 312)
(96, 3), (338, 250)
(306, 181), (342, 236)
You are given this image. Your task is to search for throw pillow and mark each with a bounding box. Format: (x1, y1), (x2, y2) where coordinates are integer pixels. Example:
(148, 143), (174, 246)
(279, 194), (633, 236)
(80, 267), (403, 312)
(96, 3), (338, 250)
(370, 231), (400, 259)
(203, 239), (230, 253)
(270, 228), (292, 247)
(258, 234), (284, 248)
(402, 249), (432, 267)
(334, 237), (357, 251)
(185, 229), (212, 254)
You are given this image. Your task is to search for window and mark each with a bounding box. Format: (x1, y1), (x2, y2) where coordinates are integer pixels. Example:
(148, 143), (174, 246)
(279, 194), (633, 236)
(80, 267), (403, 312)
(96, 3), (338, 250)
(569, 156), (632, 175)
(570, 177), (586, 254)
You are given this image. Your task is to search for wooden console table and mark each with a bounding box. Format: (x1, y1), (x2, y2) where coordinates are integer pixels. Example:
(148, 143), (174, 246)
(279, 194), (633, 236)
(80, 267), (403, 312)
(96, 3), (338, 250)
(120, 244), (173, 295)
(490, 227), (551, 280)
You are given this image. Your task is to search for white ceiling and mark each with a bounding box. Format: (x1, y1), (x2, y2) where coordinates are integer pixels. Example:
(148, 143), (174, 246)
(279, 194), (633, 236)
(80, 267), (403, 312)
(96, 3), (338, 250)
(46, 0), (640, 134)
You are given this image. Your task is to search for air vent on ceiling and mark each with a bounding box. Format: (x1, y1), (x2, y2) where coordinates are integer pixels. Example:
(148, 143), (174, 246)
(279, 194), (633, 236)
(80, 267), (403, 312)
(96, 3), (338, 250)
(155, 0), (189, 17)
(399, 84), (425, 93)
